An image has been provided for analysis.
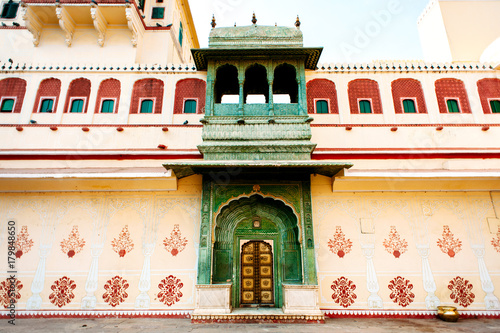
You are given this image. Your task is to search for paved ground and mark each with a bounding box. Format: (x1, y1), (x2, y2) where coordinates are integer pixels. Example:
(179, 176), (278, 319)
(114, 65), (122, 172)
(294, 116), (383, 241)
(1, 318), (500, 333)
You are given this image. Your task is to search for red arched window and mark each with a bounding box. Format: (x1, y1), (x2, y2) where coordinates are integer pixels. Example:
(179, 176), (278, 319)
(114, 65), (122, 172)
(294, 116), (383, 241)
(391, 78), (427, 114)
(477, 78), (500, 114)
(94, 79), (121, 114)
(0, 78), (27, 113)
(348, 79), (383, 114)
(435, 78), (471, 114)
(173, 78), (206, 114)
(130, 79), (164, 114)
(32, 78), (61, 113)
(306, 79), (339, 114)
(64, 78), (91, 113)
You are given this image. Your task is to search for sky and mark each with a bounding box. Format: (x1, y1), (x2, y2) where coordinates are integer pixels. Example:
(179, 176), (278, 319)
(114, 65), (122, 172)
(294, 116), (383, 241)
(188, 0), (432, 63)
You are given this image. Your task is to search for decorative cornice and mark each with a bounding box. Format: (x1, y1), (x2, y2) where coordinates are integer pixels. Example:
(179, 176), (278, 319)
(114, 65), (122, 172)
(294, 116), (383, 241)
(0, 62), (198, 73)
(314, 61), (496, 73)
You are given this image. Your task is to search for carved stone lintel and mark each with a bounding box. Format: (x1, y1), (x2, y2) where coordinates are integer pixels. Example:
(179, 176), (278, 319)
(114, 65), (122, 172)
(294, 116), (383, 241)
(125, 6), (139, 47)
(90, 5), (107, 47)
(56, 6), (75, 47)
(20, 5), (42, 47)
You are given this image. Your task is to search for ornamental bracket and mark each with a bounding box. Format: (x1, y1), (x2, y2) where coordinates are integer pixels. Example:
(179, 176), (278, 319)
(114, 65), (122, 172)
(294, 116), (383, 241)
(56, 6), (75, 47)
(90, 5), (107, 47)
(20, 5), (43, 47)
(125, 5), (141, 47)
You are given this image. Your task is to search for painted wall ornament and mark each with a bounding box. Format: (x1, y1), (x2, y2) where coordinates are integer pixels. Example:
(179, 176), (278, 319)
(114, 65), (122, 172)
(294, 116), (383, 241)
(331, 277), (357, 308)
(448, 276), (475, 307)
(0, 278), (23, 308)
(111, 225), (134, 257)
(163, 224), (188, 256)
(328, 226), (353, 258)
(15, 225), (34, 258)
(103, 276), (129, 307)
(157, 275), (183, 306)
(383, 226), (408, 258)
(437, 225), (462, 258)
(492, 226), (500, 253)
(60, 225), (86, 258)
(388, 276), (415, 307)
(49, 276), (76, 307)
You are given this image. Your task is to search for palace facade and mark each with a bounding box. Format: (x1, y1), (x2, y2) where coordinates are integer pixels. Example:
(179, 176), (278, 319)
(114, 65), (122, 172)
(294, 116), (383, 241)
(0, 0), (499, 322)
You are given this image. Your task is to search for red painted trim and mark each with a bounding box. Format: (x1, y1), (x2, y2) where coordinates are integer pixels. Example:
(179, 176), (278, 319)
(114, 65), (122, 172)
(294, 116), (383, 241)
(0, 26), (27, 30)
(314, 147), (500, 151)
(0, 153), (203, 160)
(311, 124), (500, 128)
(324, 312), (435, 319)
(0, 124), (203, 128)
(0, 311), (190, 319)
(312, 152), (500, 160)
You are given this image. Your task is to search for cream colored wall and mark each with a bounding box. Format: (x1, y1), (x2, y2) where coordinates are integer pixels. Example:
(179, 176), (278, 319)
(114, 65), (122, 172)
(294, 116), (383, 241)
(418, 0), (500, 62)
(312, 175), (500, 311)
(0, 175), (202, 311)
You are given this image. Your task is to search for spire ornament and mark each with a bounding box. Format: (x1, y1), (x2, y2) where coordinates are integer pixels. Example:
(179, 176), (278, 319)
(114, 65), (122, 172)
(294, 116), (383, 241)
(211, 15), (216, 29)
(295, 15), (301, 29)
(252, 12), (257, 25)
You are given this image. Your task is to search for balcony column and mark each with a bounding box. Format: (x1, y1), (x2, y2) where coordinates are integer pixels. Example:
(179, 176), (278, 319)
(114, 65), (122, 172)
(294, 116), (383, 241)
(268, 79), (274, 116)
(238, 79), (244, 112)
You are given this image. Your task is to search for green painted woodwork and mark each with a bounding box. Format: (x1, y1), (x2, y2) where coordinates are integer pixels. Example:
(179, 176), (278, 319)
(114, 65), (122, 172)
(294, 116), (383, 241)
(316, 100), (328, 114)
(403, 99), (416, 113)
(184, 99), (197, 113)
(359, 100), (372, 114)
(0, 99), (14, 112)
(491, 100), (500, 113)
(140, 99), (153, 113)
(101, 100), (114, 113)
(447, 99), (460, 113)
(70, 99), (84, 113)
(40, 99), (53, 113)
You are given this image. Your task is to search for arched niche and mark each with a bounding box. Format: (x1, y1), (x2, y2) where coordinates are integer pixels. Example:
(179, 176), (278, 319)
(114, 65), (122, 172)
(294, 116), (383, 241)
(212, 195), (302, 307)
(244, 64), (269, 103)
(273, 63), (298, 103)
(214, 64), (239, 103)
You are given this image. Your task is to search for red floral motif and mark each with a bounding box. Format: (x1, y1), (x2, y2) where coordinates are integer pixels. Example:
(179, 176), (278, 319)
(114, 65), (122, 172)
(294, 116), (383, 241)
(163, 224), (188, 256)
(331, 277), (357, 308)
(0, 278), (23, 308)
(492, 226), (500, 253)
(448, 276), (475, 307)
(437, 225), (462, 258)
(328, 226), (353, 258)
(49, 276), (76, 307)
(60, 226), (86, 258)
(157, 275), (183, 306)
(15, 226), (34, 258)
(388, 276), (415, 307)
(111, 225), (134, 257)
(383, 226), (408, 258)
(103, 276), (129, 307)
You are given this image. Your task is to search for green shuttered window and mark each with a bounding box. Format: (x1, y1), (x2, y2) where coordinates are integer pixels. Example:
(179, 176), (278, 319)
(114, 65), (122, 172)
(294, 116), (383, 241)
(70, 99), (84, 113)
(101, 100), (114, 113)
(403, 99), (416, 113)
(447, 99), (460, 113)
(183, 99), (197, 113)
(140, 99), (153, 113)
(490, 100), (500, 113)
(1, 2), (19, 19)
(40, 99), (53, 113)
(316, 100), (328, 114)
(359, 100), (372, 113)
(152, 7), (164, 19)
(0, 99), (14, 112)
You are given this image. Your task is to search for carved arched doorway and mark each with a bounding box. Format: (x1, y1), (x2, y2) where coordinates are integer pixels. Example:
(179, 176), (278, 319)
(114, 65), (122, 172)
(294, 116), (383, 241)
(212, 195), (302, 308)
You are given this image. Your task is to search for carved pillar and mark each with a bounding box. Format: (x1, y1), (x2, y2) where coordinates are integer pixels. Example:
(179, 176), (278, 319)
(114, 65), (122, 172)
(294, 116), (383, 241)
(81, 245), (104, 309)
(238, 79), (244, 112)
(416, 244), (440, 309)
(268, 79), (274, 115)
(206, 78), (214, 116)
(135, 243), (155, 308)
(361, 244), (383, 308)
(471, 245), (500, 309)
(26, 245), (51, 309)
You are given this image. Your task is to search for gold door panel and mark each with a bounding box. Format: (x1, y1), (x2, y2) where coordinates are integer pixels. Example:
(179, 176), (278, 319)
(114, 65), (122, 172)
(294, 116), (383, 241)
(240, 240), (274, 306)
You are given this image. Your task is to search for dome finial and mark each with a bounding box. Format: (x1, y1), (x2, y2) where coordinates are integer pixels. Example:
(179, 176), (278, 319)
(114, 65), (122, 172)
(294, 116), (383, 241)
(295, 15), (301, 29)
(211, 14), (216, 29)
(252, 12), (257, 25)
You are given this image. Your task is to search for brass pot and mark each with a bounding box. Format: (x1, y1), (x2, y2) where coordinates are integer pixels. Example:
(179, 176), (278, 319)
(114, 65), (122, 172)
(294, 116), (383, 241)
(437, 306), (459, 322)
